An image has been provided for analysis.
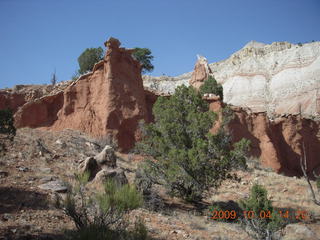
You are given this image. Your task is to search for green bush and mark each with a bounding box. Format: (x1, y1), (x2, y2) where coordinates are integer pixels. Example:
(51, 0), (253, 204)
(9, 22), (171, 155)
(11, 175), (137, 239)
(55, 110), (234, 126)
(0, 109), (16, 156)
(57, 172), (146, 239)
(77, 47), (104, 75)
(0, 109), (16, 139)
(132, 48), (154, 74)
(239, 184), (284, 240)
(199, 76), (223, 101)
(136, 85), (249, 202)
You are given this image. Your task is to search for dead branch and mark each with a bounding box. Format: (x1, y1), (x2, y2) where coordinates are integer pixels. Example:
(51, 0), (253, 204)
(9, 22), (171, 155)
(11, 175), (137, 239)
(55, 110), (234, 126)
(300, 143), (320, 205)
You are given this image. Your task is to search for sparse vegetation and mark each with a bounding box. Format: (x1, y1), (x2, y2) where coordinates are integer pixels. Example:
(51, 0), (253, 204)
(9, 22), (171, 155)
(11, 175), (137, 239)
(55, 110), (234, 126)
(56, 172), (147, 240)
(51, 70), (57, 86)
(0, 109), (16, 156)
(0, 109), (16, 139)
(239, 184), (284, 240)
(136, 85), (249, 202)
(199, 76), (223, 100)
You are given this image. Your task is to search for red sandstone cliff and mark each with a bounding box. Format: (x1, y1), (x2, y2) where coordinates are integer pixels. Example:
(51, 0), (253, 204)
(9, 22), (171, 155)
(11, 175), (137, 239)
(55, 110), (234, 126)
(0, 91), (26, 113)
(187, 50), (320, 177)
(14, 37), (149, 151)
(206, 98), (320, 177)
(2, 38), (320, 177)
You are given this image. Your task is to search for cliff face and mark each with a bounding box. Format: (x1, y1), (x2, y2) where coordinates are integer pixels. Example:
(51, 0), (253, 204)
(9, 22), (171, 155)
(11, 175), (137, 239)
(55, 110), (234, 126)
(229, 108), (320, 176)
(207, 98), (320, 176)
(0, 82), (74, 114)
(168, 41), (320, 176)
(14, 38), (149, 151)
(142, 73), (191, 94)
(145, 41), (320, 118)
(189, 55), (213, 90)
(209, 41), (320, 118)
(2, 40), (320, 176)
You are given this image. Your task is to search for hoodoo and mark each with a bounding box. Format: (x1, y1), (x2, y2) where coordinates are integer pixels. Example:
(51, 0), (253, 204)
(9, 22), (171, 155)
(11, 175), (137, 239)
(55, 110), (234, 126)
(14, 37), (149, 151)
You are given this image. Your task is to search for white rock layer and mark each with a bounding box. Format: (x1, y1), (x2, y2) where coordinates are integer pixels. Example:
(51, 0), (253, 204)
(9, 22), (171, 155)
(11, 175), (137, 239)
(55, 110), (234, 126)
(143, 41), (320, 117)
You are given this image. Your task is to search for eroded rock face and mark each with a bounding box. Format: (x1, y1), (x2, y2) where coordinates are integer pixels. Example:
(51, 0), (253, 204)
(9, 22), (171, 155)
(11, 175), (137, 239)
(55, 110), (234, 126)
(210, 41), (320, 118)
(189, 55), (213, 90)
(14, 37), (149, 151)
(146, 41), (320, 119)
(207, 99), (320, 176)
(0, 83), (72, 113)
(15, 92), (64, 128)
(0, 91), (27, 112)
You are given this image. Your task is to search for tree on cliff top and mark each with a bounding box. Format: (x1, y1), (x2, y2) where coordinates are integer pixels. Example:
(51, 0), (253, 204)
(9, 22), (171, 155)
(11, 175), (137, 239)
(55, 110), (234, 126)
(77, 47), (104, 75)
(50, 70), (57, 86)
(132, 48), (154, 74)
(136, 85), (250, 202)
(75, 46), (154, 77)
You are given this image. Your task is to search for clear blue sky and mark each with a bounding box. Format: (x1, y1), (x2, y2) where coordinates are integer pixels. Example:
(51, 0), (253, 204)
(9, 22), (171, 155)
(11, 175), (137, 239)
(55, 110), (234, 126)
(1, 0), (319, 88)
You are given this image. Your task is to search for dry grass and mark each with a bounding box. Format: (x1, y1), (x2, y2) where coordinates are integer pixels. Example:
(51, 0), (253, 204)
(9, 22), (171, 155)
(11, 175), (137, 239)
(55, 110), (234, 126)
(0, 128), (319, 239)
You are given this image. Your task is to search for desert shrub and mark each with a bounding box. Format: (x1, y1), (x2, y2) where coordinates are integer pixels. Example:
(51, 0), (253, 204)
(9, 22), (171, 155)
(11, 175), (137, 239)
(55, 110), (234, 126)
(135, 165), (165, 212)
(239, 184), (284, 240)
(0, 109), (16, 156)
(199, 76), (223, 100)
(135, 85), (250, 202)
(63, 219), (148, 240)
(0, 109), (16, 139)
(57, 172), (147, 240)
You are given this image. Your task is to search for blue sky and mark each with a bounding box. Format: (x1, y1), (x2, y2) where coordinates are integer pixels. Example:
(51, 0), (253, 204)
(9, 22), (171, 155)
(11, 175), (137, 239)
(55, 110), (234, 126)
(1, 0), (319, 88)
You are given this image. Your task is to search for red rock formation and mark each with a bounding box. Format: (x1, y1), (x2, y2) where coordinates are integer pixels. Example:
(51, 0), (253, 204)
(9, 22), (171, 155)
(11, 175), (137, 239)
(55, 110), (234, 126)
(189, 55), (213, 90)
(15, 37), (149, 152)
(0, 84), (70, 113)
(0, 91), (27, 112)
(207, 99), (320, 177)
(14, 92), (64, 128)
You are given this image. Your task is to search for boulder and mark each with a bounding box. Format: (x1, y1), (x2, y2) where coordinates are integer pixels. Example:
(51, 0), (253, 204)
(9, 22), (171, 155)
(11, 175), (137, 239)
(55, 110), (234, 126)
(38, 180), (68, 193)
(94, 168), (128, 186)
(79, 145), (128, 185)
(95, 145), (116, 167)
(79, 156), (100, 180)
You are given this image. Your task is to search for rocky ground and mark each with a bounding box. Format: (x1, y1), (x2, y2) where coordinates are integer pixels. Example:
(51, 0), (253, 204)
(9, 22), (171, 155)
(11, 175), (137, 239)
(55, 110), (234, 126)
(0, 128), (319, 240)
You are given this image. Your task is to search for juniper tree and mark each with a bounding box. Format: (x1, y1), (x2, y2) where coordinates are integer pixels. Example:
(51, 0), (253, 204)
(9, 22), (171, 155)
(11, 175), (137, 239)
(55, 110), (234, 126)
(136, 85), (249, 202)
